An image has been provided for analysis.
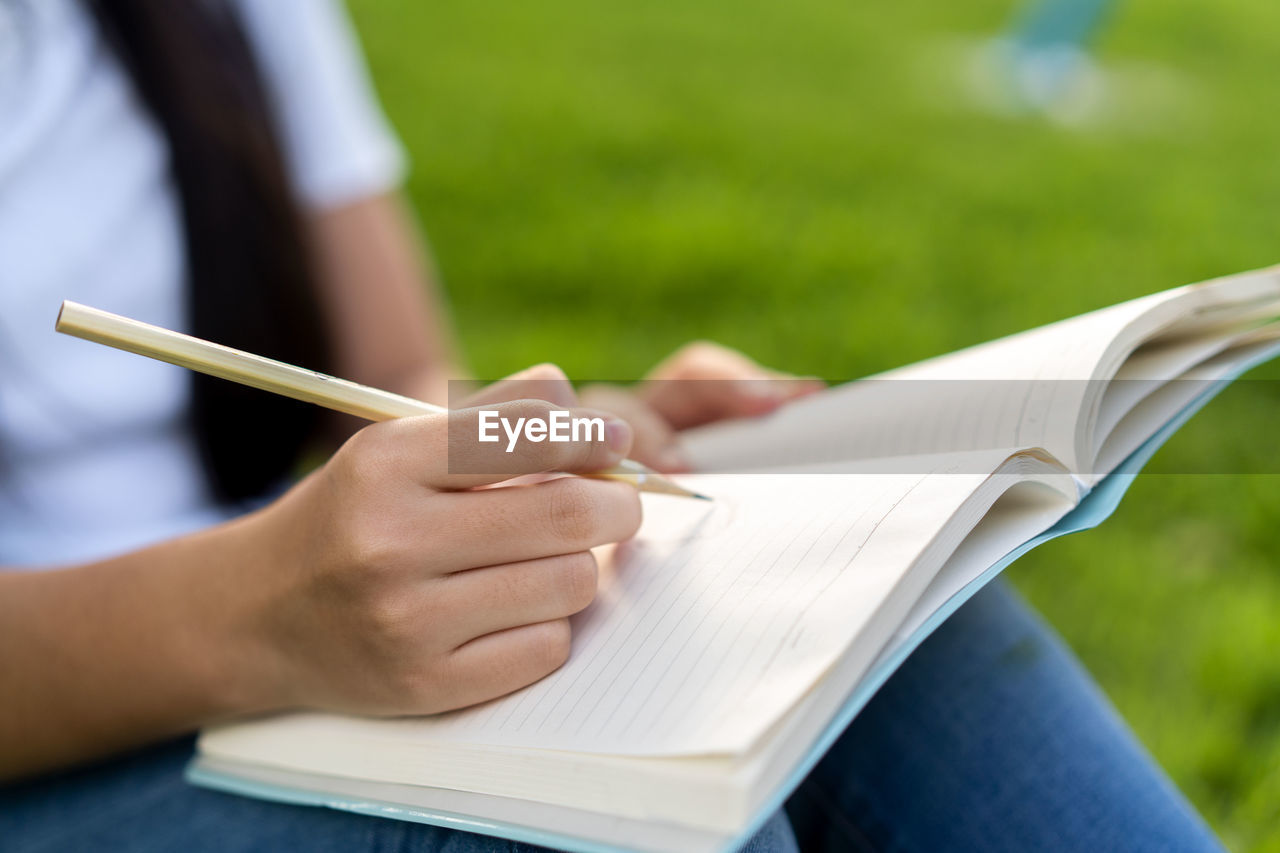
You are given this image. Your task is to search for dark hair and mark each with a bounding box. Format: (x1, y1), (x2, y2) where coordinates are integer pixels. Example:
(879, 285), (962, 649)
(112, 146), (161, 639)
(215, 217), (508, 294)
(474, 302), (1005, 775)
(84, 0), (333, 503)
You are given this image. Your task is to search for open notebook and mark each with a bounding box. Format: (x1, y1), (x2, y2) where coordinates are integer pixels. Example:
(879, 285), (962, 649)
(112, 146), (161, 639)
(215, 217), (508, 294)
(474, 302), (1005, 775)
(191, 266), (1280, 852)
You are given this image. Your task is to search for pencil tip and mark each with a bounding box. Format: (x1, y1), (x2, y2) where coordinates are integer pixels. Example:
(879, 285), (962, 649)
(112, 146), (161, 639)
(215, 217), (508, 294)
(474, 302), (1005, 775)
(692, 492), (712, 501)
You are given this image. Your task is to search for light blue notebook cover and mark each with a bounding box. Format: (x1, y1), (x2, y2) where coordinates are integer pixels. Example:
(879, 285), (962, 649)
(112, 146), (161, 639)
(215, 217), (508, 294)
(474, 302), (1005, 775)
(188, 356), (1271, 853)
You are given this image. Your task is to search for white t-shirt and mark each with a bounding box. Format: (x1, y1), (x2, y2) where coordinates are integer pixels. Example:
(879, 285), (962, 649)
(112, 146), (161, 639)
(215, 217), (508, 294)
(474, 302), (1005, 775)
(0, 0), (405, 566)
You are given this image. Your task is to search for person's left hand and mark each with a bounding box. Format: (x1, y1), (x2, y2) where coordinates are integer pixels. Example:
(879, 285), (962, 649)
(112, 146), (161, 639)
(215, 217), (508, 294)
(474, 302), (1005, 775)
(579, 341), (822, 473)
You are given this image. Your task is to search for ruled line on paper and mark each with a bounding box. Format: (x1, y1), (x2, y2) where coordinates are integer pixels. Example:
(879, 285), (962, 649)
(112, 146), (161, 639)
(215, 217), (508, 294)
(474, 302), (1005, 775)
(526, 497), (772, 737)
(334, 449), (1052, 757)
(625, 479), (908, 742)
(703, 475), (929, 734)
(617, 502), (845, 740)
(445, 466), (990, 755)
(557, 495), (794, 740)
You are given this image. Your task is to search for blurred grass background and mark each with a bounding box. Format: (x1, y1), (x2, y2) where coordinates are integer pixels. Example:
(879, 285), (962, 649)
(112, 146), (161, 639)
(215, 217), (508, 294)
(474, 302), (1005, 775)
(348, 0), (1280, 847)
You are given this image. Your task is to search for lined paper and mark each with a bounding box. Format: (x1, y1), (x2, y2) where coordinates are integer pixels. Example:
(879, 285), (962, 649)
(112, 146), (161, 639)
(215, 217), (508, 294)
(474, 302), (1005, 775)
(424, 465), (991, 754)
(215, 450), (1065, 758)
(682, 296), (1156, 474)
(201, 270), (1279, 771)
(684, 272), (1280, 475)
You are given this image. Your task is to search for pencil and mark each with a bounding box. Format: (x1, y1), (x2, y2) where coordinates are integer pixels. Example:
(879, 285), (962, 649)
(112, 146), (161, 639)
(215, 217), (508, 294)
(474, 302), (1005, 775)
(55, 301), (709, 501)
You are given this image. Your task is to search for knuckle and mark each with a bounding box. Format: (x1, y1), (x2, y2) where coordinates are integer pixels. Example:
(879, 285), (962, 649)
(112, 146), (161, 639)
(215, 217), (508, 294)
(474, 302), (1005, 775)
(342, 517), (401, 576)
(506, 397), (555, 423)
(524, 363), (569, 384)
(363, 593), (419, 649)
(391, 664), (450, 714)
(545, 479), (602, 545)
(332, 429), (399, 500)
(681, 339), (722, 362)
(340, 416), (445, 489)
(340, 422), (395, 470)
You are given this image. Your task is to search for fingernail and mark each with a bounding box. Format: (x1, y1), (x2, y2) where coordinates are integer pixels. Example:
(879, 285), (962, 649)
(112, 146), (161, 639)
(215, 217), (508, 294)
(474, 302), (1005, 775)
(604, 417), (632, 455)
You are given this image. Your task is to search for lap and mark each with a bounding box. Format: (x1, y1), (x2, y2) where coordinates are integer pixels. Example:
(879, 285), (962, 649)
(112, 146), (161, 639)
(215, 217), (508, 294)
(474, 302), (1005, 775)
(3, 737), (510, 853)
(786, 579), (1224, 853)
(2, 581), (1221, 853)
(0, 735), (794, 853)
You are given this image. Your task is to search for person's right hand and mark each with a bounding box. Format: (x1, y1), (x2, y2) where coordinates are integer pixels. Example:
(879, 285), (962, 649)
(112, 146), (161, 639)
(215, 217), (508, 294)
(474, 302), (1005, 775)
(225, 365), (641, 718)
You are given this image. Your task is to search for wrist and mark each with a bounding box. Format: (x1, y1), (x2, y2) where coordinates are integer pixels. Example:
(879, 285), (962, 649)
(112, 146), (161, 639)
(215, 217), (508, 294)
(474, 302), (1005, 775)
(171, 506), (303, 719)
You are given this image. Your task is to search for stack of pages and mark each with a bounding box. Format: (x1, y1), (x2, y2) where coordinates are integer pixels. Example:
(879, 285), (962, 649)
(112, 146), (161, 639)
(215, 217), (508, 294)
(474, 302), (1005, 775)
(192, 266), (1280, 852)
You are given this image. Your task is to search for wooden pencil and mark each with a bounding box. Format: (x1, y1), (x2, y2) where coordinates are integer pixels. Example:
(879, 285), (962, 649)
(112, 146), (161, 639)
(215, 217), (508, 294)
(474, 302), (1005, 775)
(55, 301), (708, 500)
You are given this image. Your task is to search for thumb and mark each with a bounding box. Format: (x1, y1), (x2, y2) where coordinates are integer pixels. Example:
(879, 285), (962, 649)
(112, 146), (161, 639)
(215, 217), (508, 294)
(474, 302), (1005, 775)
(461, 363), (579, 409)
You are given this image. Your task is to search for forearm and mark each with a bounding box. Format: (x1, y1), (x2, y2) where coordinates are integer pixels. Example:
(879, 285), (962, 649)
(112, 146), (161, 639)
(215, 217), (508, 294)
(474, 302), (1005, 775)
(0, 380), (639, 784)
(0, 515), (279, 781)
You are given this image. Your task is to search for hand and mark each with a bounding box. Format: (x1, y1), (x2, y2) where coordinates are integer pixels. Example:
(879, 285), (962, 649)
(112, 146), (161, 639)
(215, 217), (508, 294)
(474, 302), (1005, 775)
(231, 366), (642, 717)
(580, 341), (822, 472)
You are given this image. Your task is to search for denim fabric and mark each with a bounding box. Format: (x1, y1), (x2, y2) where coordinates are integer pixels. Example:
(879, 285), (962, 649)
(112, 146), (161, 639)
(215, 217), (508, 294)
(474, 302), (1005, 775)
(782, 581), (1224, 853)
(1, 581), (1223, 852)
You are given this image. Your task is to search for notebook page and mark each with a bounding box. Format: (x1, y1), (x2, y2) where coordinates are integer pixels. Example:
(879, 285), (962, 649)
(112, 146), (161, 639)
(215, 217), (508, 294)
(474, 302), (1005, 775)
(1091, 330), (1280, 479)
(204, 450), (1073, 760)
(684, 271), (1280, 474)
(1092, 325), (1266, 453)
(682, 296), (1165, 473)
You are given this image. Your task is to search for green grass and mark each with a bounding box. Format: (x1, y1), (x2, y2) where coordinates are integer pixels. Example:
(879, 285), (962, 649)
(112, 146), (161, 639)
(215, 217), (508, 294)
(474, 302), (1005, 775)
(348, 0), (1280, 846)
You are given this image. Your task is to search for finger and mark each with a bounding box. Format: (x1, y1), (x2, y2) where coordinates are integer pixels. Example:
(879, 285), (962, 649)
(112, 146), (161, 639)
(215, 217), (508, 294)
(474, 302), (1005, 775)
(643, 341), (821, 428)
(702, 376), (824, 416)
(438, 552), (598, 647)
(580, 384), (689, 473)
(644, 341), (778, 426)
(643, 377), (779, 430)
(421, 476), (642, 572)
(461, 363), (578, 409)
(773, 376), (826, 400)
(647, 340), (773, 382)
(438, 399), (633, 489)
(432, 619), (574, 711)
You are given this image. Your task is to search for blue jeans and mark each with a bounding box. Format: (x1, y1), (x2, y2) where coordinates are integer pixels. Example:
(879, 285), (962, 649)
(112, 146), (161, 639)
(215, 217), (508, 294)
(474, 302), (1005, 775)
(2, 582), (1223, 852)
